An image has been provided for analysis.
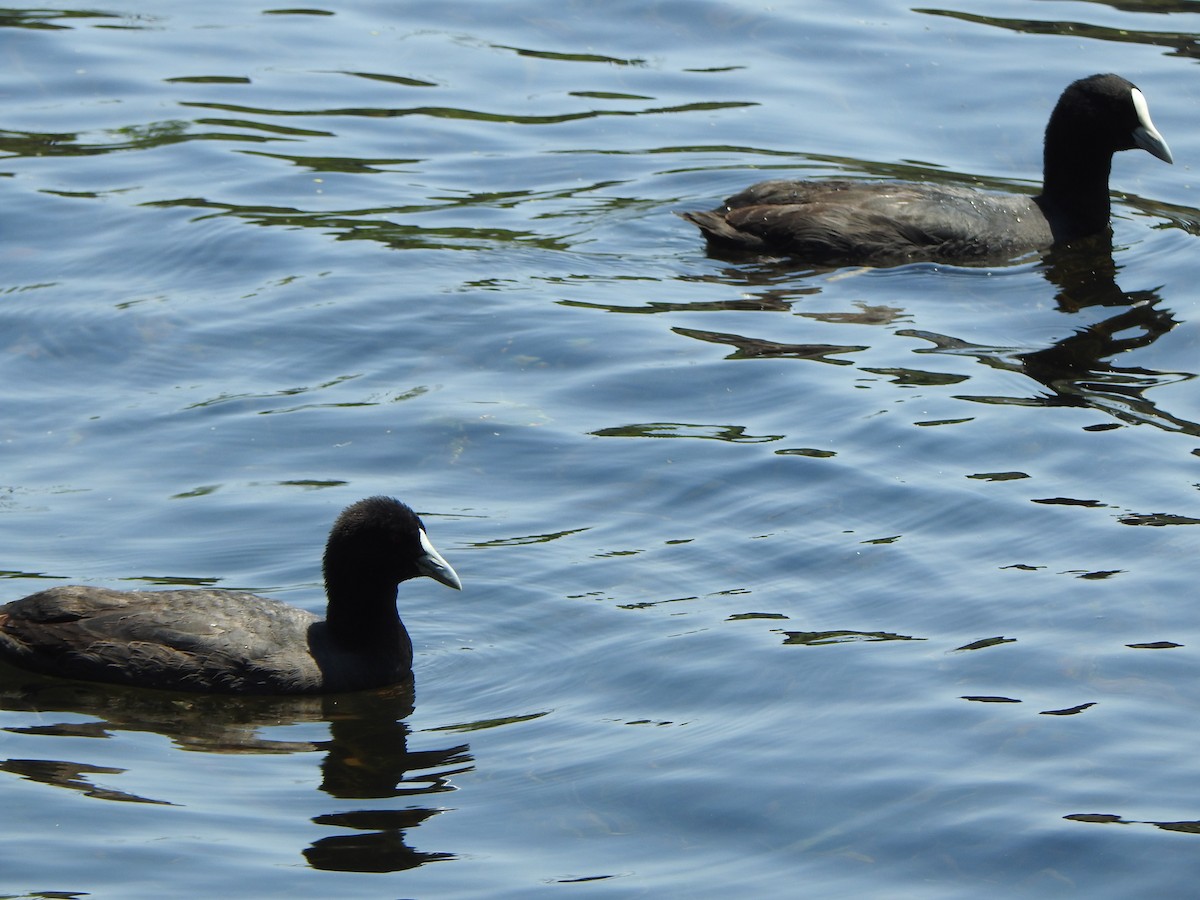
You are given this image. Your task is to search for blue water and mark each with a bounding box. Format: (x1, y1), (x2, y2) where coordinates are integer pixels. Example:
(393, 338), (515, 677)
(2, 0), (1200, 896)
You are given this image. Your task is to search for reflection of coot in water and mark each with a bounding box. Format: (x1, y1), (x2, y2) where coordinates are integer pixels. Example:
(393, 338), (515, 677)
(0, 497), (461, 694)
(305, 810), (457, 872)
(0, 671), (472, 872)
(680, 74), (1172, 265)
(308, 687), (472, 872)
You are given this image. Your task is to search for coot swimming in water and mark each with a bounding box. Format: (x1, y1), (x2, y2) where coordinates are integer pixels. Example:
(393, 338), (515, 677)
(679, 74), (1173, 265)
(0, 496), (461, 694)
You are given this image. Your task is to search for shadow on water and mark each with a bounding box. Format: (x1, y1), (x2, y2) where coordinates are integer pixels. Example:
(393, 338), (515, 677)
(0, 663), (472, 873)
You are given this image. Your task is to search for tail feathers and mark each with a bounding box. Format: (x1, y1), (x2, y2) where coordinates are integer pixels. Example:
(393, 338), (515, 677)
(676, 210), (766, 250)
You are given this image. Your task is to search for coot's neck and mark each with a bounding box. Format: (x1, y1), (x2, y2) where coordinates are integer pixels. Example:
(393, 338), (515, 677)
(323, 572), (406, 647)
(1037, 127), (1115, 244)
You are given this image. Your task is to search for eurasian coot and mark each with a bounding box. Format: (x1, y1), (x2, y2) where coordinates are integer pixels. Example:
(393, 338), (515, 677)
(679, 74), (1172, 265)
(0, 496), (461, 694)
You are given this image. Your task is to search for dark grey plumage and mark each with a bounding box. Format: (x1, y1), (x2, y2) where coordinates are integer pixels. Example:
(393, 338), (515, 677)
(0, 497), (461, 694)
(680, 74), (1172, 265)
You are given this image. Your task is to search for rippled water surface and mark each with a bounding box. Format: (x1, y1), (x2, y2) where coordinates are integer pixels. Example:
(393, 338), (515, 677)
(3, 1), (1200, 896)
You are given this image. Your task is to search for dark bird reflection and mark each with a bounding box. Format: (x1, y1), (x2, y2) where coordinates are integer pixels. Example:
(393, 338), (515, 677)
(900, 240), (1193, 434)
(1039, 235), (1159, 311)
(671, 233), (1195, 436)
(0, 661), (472, 873)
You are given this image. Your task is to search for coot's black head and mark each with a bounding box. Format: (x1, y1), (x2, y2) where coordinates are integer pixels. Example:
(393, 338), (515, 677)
(1046, 73), (1172, 164)
(322, 496), (461, 617)
(1038, 73), (1171, 242)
